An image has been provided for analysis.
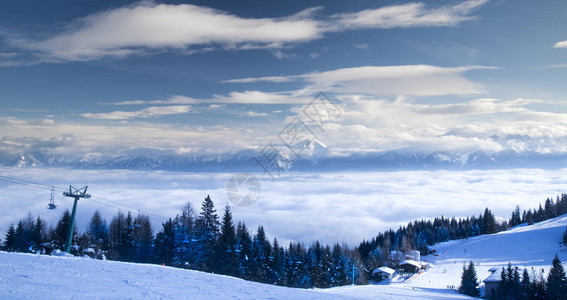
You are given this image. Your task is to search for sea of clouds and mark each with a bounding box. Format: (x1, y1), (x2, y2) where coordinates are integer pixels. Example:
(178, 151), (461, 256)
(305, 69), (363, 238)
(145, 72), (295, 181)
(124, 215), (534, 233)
(1, 167), (566, 247)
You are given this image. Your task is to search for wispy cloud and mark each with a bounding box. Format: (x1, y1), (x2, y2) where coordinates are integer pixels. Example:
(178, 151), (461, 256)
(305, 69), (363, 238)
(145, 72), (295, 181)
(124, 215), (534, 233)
(81, 105), (191, 120)
(553, 40), (567, 48)
(107, 91), (310, 105)
(329, 0), (488, 30)
(4, 0), (489, 63)
(226, 65), (496, 96)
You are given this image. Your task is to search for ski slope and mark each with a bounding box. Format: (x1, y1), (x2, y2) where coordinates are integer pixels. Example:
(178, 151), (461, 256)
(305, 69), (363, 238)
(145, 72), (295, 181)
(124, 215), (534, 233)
(1, 215), (565, 299)
(405, 214), (567, 296)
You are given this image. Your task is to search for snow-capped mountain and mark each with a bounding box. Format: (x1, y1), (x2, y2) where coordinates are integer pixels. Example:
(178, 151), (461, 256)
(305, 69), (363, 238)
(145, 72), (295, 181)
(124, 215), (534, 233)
(2, 147), (566, 171)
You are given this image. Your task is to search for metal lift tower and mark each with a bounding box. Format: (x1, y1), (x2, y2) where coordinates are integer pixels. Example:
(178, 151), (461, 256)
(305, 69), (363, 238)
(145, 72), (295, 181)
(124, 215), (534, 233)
(62, 185), (91, 253)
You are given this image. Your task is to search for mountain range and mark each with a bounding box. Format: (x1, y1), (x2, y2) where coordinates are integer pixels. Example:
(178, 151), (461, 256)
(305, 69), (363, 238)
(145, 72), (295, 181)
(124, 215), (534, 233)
(2, 140), (566, 172)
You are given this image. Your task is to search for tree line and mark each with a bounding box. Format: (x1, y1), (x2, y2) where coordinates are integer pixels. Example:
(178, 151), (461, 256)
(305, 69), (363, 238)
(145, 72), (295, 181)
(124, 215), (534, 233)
(459, 255), (567, 299)
(3, 193), (567, 290)
(356, 193), (567, 271)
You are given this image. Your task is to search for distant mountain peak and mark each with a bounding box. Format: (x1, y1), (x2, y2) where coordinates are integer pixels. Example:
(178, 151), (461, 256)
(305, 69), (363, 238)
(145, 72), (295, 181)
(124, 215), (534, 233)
(16, 153), (42, 168)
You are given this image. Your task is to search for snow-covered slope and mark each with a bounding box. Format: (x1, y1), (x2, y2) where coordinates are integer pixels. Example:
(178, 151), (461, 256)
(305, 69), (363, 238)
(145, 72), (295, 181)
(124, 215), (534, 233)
(405, 214), (567, 296)
(0, 251), (467, 300)
(2, 215), (565, 299)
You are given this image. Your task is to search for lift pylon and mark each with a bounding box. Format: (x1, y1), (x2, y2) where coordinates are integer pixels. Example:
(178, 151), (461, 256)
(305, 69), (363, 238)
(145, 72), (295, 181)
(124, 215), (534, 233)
(62, 185), (91, 253)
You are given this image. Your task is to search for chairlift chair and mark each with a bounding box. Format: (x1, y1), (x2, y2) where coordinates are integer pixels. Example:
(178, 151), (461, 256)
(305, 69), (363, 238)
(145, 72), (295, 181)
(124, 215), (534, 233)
(47, 186), (57, 210)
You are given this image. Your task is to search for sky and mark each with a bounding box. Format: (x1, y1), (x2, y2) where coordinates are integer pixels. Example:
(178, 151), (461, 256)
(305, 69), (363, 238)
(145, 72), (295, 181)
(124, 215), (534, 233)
(0, 0), (566, 159)
(1, 0), (567, 245)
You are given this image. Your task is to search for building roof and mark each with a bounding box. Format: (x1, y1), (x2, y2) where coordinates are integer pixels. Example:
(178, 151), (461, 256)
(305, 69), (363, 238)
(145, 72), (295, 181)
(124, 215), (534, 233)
(483, 269), (502, 283)
(399, 260), (421, 268)
(373, 266), (395, 275)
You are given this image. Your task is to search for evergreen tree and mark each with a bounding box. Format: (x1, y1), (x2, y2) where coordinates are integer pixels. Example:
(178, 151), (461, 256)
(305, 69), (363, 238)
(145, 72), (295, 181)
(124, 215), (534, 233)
(54, 209), (75, 250)
(459, 261), (480, 297)
(3, 223), (16, 252)
(120, 211), (136, 261)
(154, 218), (175, 265)
(510, 206), (522, 227)
(108, 211), (126, 259)
(31, 216), (45, 251)
(547, 255), (567, 299)
(482, 208), (497, 234)
(196, 195), (219, 270)
(88, 210), (108, 249)
(235, 222), (252, 278)
(521, 268), (531, 299)
(545, 198), (558, 220)
(215, 204), (237, 275)
(133, 213), (153, 263)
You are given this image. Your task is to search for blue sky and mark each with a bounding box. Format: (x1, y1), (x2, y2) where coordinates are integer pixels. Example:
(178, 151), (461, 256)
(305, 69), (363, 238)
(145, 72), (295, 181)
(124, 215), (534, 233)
(1, 0), (567, 159)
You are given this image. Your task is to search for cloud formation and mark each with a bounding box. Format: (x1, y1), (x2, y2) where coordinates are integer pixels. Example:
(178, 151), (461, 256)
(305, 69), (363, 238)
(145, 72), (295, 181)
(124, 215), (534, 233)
(329, 0), (488, 30)
(6, 0), (489, 62)
(226, 65), (495, 96)
(107, 91), (311, 106)
(0, 167), (564, 246)
(554, 40), (567, 48)
(81, 105), (191, 120)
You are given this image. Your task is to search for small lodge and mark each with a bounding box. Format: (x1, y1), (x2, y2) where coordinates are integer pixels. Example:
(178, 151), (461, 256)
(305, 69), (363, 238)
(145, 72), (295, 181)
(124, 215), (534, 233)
(483, 267), (502, 299)
(398, 260), (421, 273)
(371, 266), (396, 281)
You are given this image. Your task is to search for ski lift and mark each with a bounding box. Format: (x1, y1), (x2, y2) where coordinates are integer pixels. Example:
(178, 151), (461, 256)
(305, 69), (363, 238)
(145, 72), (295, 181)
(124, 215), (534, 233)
(234, 239), (241, 253)
(47, 186), (57, 210)
(225, 240), (232, 253)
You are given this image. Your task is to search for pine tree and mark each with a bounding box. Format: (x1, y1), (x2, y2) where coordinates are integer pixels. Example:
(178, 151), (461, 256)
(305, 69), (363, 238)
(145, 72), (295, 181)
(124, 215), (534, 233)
(521, 268), (531, 299)
(482, 208), (497, 234)
(196, 195), (219, 270)
(54, 210), (75, 250)
(3, 223), (16, 252)
(120, 211), (136, 261)
(236, 222), (253, 279)
(545, 198), (558, 220)
(547, 254), (567, 299)
(31, 217), (44, 251)
(133, 213), (153, 263)
(88, 210), (108, 248)
(108, 211), (126, 259)
(459, 261), (480, 297)
(154, 218), (175, 265)
(510, 206), (522, 227)
(215, 204), (237, 275)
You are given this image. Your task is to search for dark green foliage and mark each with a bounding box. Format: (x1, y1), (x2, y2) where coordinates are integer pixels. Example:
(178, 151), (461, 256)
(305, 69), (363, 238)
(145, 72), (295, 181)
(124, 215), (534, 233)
(497, 262), (521, 299)
(510, 206), (522, 227)
(547, 255), (567, 299)
(215, 204), (237, 275)
(5, 192), (567, 291)
(3, 223), (16, 251)
(459, 261), (480, 297)
(482, 208), (497, 234)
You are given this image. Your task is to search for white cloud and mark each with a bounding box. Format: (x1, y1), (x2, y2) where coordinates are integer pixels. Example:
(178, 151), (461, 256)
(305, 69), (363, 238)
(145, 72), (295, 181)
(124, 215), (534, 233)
(16, 3), (321, 61)
(108, 91), (310, 105)
(553, 40), (567, 48)
(329, 0), (488, 30)
(227, 65), (495, 96)
(81, 105), (191, 120)
(239, 111), (269, 117)
(353, 43), (369, 49)
(0, 167), (564, 246)
(7, 1), (489, 62)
